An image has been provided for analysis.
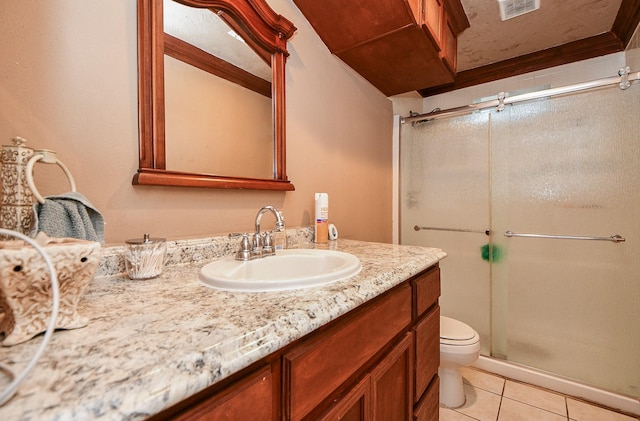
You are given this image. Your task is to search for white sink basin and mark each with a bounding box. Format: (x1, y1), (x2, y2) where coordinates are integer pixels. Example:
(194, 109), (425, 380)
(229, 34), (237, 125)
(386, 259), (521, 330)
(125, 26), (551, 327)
(199, 249), (362, 292)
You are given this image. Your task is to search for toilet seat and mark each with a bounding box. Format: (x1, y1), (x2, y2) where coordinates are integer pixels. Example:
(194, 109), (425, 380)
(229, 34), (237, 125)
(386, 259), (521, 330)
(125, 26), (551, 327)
(440, 316), (480, 346)
(439, 316), (480, 408)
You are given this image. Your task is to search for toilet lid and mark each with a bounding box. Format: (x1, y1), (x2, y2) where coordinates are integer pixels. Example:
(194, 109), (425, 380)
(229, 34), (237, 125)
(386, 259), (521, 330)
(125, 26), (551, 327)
(440, 316), (477, 341)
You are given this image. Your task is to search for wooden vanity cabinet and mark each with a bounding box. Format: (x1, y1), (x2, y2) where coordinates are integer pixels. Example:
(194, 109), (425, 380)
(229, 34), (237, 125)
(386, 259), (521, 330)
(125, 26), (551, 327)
(286, 266), (440, 420)
(154, 265), (441, 421)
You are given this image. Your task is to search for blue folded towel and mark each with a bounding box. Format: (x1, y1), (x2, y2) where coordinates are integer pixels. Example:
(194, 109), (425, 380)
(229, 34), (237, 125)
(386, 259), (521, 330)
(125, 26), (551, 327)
(30, 191), (105, 244)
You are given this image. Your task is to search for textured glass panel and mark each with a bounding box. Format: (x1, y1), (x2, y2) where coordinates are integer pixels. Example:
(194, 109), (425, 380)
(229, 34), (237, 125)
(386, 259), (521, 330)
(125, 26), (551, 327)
(400, 113), (492, 354)
(491, 84), (640, 396)
(400, 82), (640, 397)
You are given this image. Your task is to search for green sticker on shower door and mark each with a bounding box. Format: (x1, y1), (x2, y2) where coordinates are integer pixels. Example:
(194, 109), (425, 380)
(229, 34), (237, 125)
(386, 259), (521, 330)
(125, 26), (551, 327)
(481, 243), (503, 262)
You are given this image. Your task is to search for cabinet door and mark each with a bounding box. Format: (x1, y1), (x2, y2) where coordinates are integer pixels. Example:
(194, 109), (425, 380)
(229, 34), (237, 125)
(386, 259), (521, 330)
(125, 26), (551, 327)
(370, 333), (414, 421)
(440, 13), (457, 73)
(319, 376), (371, 421)
(423, 0), (443, 48)
(172, 366), (273, 421)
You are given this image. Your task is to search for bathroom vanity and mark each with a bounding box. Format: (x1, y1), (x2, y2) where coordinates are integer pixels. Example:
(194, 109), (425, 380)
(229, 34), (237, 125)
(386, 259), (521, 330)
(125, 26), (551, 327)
(154, 264), (441, 421)
(0, 233), (445, 420)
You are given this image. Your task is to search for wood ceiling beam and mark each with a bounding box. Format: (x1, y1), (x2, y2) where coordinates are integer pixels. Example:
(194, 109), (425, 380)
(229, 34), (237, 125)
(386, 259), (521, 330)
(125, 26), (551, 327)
(418, 32), (624, 97)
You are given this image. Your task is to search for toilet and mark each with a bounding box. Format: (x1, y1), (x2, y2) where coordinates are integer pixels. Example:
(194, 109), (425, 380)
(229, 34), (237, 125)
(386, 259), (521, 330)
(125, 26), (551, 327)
(439, 316), (481, 408)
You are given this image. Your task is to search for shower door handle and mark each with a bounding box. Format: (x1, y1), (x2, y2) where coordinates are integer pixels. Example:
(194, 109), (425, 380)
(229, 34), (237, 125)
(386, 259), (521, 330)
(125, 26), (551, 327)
(414, 226), (490, 235)
(504, 231), (625, 243)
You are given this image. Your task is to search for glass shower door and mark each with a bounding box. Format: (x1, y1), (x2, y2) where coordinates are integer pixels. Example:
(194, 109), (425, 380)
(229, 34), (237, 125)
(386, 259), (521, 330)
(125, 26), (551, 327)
(400, 112), (492, 354)
(490, 84), (640, 396)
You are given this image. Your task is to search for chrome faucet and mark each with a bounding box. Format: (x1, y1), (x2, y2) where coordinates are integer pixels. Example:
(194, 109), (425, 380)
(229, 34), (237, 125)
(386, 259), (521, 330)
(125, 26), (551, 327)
(231, 206), (285, 261)
(254, 206), (285, 257)
(255, 205), (285, 236)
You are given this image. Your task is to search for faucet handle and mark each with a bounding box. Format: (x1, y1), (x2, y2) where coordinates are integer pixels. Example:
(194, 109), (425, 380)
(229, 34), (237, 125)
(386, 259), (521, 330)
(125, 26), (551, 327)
(251, 233), (263, 259)
(231, 233), (252, 261)
(262, 231), (275, 256)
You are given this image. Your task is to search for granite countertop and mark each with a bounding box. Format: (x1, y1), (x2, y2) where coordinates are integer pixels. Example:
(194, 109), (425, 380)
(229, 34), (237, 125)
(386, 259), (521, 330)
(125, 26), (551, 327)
(0, 235), (446, 420)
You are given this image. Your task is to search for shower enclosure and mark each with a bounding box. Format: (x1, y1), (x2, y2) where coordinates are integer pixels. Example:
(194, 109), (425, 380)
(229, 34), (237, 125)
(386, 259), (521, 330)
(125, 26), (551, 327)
(400, 79), (640, 398)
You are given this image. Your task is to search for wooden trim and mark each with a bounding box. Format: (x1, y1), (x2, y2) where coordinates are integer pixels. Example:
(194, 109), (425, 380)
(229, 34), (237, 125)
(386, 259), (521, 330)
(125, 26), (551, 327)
(133, 168), (295, 190)
(135, 0), (296, 190)
(612, 0), (640, 46)
(174, 0), (295, 53)
(137, 0), (152, 169)
(419, 32), (624, 97)
(137, 0), (166, 169)
(272, 53), (286, 180)
(164, 33), (271, 98)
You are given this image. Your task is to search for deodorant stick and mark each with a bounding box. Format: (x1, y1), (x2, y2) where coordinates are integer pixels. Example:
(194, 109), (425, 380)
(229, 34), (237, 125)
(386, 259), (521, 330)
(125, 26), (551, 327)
(315, 193), (329, 244)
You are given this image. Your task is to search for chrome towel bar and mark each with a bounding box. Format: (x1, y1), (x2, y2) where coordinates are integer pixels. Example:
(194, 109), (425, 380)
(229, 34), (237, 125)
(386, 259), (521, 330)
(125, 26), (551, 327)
(414, 226), (490, 235)
(504, 231), (625, 243)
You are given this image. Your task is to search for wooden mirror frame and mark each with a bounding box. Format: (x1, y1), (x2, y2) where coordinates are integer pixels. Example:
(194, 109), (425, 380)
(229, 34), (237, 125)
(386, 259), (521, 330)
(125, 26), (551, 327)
(134, 0), (296, 190)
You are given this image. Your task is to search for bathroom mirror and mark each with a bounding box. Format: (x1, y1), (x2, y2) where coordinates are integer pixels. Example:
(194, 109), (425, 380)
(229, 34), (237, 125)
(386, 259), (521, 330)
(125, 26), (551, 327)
(135, 0), (296, 190)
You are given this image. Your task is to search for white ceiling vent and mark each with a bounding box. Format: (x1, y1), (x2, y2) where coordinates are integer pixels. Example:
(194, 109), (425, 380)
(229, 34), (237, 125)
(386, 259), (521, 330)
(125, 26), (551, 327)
(498, 0), (540, 21)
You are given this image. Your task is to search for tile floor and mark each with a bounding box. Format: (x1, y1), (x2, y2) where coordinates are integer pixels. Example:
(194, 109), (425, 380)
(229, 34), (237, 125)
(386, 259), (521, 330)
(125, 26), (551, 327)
(439, 367), (640, 421)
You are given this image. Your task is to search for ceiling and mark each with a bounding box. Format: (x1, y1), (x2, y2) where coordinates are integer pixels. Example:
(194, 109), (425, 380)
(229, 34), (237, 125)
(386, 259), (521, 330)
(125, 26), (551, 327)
(419, 0), (640, 96)
(458, 0), (622, 70)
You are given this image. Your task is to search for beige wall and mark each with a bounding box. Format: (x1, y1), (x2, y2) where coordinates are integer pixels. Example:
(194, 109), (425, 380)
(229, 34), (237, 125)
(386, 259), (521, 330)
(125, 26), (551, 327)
(0, 0), (393, 245)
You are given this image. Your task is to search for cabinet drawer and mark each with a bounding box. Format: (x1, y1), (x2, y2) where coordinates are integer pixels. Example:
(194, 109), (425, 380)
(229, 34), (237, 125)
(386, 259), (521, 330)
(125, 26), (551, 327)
(412, 266), (440, 319)
(414, 376), (439, 421)
(173, 366), (272, 421)
(414, 306), (439, 402)
(284, 284), (412, 421)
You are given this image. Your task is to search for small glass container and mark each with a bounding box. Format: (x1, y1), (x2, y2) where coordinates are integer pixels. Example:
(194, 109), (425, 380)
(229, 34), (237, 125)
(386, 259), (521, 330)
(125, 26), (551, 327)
(124, 233), (166, 279)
